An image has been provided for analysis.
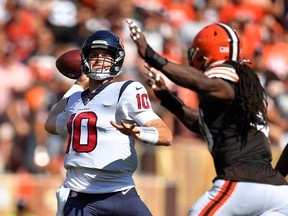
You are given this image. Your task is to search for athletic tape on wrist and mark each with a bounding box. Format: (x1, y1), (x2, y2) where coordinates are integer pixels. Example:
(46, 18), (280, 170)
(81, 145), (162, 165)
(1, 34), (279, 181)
(145, 45), (168, 70)
(62, 84), (84, 98)
(136, 126), (159, 145)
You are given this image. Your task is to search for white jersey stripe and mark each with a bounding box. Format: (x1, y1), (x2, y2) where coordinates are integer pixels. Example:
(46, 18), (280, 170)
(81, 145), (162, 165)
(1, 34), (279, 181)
(204, 67), (239, 82)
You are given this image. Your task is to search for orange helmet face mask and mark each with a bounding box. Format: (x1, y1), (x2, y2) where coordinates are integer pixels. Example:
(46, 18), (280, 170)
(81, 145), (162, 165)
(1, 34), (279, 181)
(188, 23), (243, 71)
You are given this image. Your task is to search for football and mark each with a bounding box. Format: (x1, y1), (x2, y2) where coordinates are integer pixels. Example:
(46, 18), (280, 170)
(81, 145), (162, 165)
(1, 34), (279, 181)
(55, 49), (82, 79)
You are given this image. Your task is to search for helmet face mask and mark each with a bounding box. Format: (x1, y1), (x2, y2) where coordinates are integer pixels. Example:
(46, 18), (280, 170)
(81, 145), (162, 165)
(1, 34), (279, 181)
(88, 49), (115, 77)
(188, 23), (243, 71)
(188, 47), (210, 71)
(81, 30), (125, 80)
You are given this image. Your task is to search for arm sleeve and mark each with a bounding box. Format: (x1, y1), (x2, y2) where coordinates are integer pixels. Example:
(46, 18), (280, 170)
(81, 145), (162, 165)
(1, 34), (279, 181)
(156, 89), (201, 134)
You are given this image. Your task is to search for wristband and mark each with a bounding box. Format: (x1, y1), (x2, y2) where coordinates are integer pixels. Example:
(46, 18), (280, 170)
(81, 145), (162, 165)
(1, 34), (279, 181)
(145, 45), (168, 70)
(136, 126), (159, 145)
(62, 84), (84, 99)
(156, 90), (185, 115)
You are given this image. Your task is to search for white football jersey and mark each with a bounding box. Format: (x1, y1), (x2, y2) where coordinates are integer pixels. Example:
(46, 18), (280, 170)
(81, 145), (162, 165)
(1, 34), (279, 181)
(57, 80), (159, 173)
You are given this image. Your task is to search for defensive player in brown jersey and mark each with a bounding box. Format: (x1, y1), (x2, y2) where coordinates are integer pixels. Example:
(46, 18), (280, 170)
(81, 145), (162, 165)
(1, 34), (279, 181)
(127, 19), (288, 216)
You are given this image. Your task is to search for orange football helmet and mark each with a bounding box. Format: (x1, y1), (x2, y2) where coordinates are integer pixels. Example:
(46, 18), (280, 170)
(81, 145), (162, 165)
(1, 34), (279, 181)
(188, 23), (243, 71)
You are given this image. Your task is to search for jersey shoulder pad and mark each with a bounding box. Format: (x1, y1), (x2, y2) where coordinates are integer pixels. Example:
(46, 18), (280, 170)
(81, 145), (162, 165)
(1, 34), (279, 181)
(204, 64), (239, 83)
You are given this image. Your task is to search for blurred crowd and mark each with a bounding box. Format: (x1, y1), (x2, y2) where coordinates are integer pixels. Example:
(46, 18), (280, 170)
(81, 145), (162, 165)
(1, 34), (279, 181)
(0, 0), (288, 177)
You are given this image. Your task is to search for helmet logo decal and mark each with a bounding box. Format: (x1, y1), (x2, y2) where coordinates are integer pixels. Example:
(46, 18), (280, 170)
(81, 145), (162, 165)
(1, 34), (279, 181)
(92, 40), (108, 45)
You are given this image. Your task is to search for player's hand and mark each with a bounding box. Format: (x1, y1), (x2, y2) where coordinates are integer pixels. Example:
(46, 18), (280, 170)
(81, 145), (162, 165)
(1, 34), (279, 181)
(110, 120), (141, 140)
(144, 63), (168, 97)
(75, 73), (89, 89)
(126, 19), (147, 59)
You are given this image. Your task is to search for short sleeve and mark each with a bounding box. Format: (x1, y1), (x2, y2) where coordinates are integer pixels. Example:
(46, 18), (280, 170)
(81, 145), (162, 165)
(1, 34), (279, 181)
(55, 111), (69, 136)
(117, 81), (160, 126)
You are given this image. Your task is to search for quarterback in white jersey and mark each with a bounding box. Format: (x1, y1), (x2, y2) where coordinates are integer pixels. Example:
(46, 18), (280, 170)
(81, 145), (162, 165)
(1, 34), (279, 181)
(45, 30), (172, 216)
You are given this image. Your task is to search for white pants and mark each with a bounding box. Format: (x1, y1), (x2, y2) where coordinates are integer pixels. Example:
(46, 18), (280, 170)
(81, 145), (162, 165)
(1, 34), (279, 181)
(189, 180), (288, 216)
(56, 183), (70, 216)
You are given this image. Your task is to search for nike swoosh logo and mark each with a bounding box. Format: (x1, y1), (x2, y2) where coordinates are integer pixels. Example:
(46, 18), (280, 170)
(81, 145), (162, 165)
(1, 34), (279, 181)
(122, 188), (131, 195)
(136, 86), (143, 90)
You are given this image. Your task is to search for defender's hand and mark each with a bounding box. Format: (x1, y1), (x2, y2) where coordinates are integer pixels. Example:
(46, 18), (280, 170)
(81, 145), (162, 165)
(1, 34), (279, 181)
(144, 63), (167, 94)
(126, 19), (147, 59)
